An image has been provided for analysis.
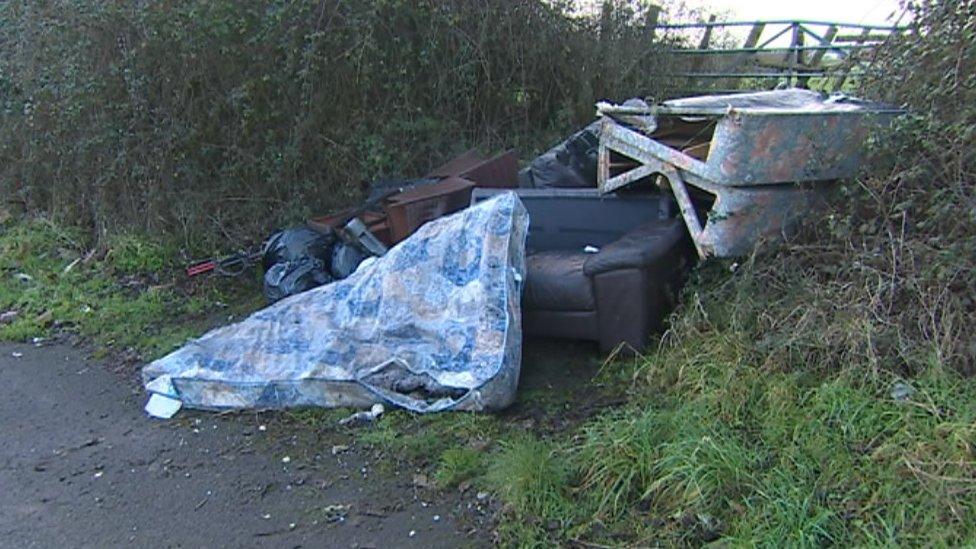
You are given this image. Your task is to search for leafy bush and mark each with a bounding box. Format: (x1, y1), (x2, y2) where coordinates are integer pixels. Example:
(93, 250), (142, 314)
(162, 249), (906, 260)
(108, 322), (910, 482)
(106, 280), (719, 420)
(0, 0), (676, 248)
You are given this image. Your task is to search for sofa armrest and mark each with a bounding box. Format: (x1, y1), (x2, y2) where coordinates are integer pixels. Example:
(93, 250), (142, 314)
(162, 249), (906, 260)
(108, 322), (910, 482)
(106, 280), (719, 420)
(583, 218), (688, 276)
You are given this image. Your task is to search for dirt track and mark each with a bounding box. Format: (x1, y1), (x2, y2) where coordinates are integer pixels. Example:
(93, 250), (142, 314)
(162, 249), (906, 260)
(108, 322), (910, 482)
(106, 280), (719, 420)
(0, 342), (483, 548)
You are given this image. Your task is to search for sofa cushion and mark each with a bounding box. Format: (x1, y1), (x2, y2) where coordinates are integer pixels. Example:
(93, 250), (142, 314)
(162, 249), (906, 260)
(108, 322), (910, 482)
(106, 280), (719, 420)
(524, 251), (595, 311)
(583, 218), (689, 276)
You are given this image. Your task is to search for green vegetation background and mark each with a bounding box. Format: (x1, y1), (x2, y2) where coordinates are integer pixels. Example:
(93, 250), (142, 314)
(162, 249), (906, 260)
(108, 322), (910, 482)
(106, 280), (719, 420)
(1, 0), (974, 546)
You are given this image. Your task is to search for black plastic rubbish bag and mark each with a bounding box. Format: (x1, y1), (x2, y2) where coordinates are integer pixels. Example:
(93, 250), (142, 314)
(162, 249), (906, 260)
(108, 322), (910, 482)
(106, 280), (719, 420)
(518, 99), (652, 189)
(262, 227), (335, 270)
(261, 227), (335, 302)
(263, 258), (334, 303)
(518, 121), (601, 189)
(330, 242), (370, 280)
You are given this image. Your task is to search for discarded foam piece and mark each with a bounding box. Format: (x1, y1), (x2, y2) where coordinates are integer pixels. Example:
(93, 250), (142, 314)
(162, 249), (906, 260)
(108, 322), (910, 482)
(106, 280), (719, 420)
(142, 193), (529, 415)
(144, 376), (182, 418)
(145, 394), (182, 419)
(338, 403), (385, 426)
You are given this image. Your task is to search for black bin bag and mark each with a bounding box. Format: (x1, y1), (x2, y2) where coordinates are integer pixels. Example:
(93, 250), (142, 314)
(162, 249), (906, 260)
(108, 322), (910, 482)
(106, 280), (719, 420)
(263, 258), (334, 303)
(262, 227), (335, 270)
(518, 122), (601, 189)
(261, 227), (336, 302)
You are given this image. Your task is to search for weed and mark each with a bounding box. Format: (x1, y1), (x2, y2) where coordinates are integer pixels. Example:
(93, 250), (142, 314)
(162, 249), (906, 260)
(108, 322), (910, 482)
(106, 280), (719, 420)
(589, 316), (976, 546)
(357, 412), (410, 449)
(435, 446), (483, 489)
(0, 319), (44, 341)
(108, 233), (174, 275)
(357, 410), (505, 464)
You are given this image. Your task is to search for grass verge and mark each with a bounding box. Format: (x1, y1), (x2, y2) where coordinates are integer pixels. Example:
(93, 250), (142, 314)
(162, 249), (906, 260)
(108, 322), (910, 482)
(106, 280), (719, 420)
(461, 265), (976, 547)
(0, 217), (263, 361)
(3, 216), (973, 547)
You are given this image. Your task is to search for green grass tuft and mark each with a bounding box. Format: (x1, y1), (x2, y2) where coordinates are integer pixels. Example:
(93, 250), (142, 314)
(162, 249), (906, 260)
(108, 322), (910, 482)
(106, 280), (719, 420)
(485, 436), (574, 541)
(435, 446), (483, 489)
(287, 407), (354, 428)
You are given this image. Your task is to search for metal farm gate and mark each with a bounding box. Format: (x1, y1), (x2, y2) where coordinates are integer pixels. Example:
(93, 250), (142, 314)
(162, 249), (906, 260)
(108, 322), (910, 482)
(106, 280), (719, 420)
(645, 17), (910, 97)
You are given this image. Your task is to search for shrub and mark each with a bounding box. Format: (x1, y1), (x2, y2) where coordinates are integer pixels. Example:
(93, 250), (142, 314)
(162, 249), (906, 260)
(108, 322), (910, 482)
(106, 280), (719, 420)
(0, 0), (678, 248)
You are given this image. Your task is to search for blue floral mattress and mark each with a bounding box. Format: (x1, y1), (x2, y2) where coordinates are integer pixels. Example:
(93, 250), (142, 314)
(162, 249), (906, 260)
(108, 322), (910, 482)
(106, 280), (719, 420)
(143, 193), (528, 414)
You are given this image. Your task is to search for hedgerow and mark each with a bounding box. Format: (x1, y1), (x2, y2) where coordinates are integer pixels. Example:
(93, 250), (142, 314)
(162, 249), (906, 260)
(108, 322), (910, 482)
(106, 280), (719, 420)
(0, 0), (675, 248)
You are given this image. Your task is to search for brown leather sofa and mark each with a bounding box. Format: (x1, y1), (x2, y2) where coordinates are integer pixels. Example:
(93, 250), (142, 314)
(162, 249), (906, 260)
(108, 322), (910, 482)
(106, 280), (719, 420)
(473, 189), (695, 353)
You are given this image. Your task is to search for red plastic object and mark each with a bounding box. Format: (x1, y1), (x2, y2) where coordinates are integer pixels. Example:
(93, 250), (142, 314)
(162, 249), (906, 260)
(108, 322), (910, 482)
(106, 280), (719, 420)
(186, 261), (216, 277)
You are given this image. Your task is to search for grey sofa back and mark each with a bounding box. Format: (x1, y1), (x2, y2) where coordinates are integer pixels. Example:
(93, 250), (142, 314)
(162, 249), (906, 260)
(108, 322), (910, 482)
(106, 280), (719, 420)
(471, 188), (676, 252)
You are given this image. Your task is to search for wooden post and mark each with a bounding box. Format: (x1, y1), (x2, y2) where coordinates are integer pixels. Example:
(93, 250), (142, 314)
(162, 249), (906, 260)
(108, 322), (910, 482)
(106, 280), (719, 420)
(645, 4), (661, 42)
(692, 14), (718, 80)
(744, 23), (765, 51)
(698, 14), (717, 49)
(807, 25), (838, 67)
(803, 25), (838, 89)
(793, 26), (806, 87)
(777, 22), (804, 87)
(726, 22), (765, 89)
(785, 23), (801, 70)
